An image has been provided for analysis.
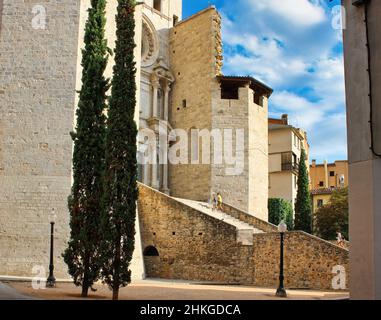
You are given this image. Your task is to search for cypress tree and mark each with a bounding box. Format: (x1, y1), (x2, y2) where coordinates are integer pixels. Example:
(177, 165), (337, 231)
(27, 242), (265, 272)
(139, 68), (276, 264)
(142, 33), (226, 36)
(63, 0), (110, 297)
(100, 0), (138, 301)
(294, 148), (312, 233)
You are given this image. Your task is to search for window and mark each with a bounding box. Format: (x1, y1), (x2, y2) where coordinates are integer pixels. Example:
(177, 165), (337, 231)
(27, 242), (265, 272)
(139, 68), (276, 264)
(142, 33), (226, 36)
(330, 171), (335, 177)
(153, 0), (161, 12)
(317, 199), (324, 208)
(319, 181), (324, 187)
(221, 84), (239, 100)
(182, 99), (187, 108)
(293, 153), (298, 165)
(254, 94), (264, 106)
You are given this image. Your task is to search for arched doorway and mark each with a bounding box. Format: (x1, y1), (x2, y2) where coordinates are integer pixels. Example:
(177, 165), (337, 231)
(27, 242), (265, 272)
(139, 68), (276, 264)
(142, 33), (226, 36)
(143, 245), (159, 257)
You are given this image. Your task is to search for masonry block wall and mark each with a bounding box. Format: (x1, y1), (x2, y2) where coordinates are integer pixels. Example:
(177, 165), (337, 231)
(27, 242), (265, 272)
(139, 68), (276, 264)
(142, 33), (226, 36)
(248, 95), (269, 220)
(169, 7), (269, 221)
(252, 232), (349, 290)
(138, 184), (255, 284)
(138, 184), (349, 290)
(0, 0), (81, 278)
(169, 7), (220, 202)
(211, 85), (269, 219)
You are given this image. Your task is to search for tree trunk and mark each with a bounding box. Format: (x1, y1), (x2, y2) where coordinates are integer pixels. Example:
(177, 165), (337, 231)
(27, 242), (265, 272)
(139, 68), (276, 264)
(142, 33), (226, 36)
(81, 285), (89, 298)
(81, 255), (90, 297)
(112, 288), (119, 300)
(112, 239), (121, 300)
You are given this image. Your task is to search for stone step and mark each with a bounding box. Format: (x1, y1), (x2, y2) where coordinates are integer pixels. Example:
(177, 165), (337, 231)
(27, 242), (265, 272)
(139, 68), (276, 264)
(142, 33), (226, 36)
(173, 198), (264, 246)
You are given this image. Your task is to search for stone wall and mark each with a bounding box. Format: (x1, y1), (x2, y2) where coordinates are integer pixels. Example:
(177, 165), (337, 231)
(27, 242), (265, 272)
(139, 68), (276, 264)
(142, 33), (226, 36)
(222, 203), (277, 233)
(138, 183), (255, 284)
(138, 184), (349, 290)
(211, 84), (269, 218)
(252, 232), (349, 290)
(168, 7), (220, 201)
(0, 0), (81, 278)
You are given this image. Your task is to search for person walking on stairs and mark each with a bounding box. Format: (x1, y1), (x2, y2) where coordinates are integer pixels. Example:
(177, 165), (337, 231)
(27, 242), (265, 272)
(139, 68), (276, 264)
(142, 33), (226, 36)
(217, 192), (223, 212)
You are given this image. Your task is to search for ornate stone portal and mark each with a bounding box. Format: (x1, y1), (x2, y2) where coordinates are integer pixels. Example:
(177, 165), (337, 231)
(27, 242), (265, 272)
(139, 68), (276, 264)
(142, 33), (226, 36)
(138, 15), (174, 195)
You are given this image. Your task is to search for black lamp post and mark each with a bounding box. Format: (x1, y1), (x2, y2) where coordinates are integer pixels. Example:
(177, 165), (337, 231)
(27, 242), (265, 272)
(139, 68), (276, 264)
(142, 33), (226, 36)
(276, 221), (287, 298)
(46, 209), (56, 288)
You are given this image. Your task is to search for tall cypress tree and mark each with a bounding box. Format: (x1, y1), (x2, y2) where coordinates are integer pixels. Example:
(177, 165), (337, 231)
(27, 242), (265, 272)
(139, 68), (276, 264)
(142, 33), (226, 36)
(63, 0), (110, 298)
(294, 148), (312, 233)
(100, 0), (138, 301)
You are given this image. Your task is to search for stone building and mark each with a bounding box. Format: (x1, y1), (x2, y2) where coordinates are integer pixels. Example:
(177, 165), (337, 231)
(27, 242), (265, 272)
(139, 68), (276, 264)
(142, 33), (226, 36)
(268, 115), (310, 210)
(0, 0), (349, 291)
(342, 0), (381, 299)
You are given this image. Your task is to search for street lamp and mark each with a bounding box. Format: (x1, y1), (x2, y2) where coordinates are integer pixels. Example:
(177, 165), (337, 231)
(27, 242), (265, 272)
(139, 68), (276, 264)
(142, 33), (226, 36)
(46, 208), (56, 288)
(276, 221), (287, 298)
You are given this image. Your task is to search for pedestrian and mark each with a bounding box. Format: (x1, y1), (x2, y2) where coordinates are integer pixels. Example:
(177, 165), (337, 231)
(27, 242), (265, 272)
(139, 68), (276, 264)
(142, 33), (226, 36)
(336, 231), (344, 248)
(217, 192), (223, 211)
(211, 193), (217, 211)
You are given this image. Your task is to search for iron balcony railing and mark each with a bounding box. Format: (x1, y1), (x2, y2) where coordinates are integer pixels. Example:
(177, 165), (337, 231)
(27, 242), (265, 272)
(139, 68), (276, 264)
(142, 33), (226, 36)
(281, 162), (299, 172)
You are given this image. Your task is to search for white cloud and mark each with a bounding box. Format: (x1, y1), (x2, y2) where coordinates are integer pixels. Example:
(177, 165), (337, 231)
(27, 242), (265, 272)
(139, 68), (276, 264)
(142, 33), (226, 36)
(270, 91), (325, 131)
(270, 91), (347, 161)
(247, 0), (326, 27)
(310, 57), (346, 109)
(308, 113), (348, 160)
(222, 21), (309, 86)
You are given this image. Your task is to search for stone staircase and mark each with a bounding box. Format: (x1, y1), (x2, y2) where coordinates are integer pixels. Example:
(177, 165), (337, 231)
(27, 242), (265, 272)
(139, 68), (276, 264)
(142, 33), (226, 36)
(174, 198), (264, 246)
(138, 184), (349, 290)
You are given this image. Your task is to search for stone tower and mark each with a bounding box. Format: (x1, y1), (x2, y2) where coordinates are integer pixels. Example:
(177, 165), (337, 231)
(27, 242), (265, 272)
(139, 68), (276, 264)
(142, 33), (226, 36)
(0, 0), (81, 278)
(168, 7), (271, 220)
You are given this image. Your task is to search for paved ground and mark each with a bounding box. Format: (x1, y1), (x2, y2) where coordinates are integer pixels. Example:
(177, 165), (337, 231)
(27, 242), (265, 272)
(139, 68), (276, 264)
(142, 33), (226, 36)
(0, 282), (35, 300)
(2, 279), (349, 300)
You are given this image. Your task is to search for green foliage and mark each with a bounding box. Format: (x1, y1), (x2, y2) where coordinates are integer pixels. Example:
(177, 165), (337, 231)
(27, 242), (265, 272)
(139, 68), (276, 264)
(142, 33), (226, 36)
(63, 0), (110, 297)
(314, 188), (349, 240)
(99, 0), (138, 300)
(268, 198), (294, 231)
(294, 149), (312, 233)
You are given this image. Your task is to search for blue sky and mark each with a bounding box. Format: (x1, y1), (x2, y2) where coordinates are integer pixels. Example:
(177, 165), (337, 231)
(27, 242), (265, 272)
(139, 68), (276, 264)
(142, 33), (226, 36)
(183, 0), (347, 163)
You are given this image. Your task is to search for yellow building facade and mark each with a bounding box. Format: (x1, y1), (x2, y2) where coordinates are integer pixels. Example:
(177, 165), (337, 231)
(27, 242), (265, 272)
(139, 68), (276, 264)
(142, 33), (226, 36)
(310, 160), (348, 190)
(309, 160), (348, 213)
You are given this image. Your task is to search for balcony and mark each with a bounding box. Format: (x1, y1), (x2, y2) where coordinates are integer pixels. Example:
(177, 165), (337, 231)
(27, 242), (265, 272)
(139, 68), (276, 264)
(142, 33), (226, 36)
(282, 162), (299, 172)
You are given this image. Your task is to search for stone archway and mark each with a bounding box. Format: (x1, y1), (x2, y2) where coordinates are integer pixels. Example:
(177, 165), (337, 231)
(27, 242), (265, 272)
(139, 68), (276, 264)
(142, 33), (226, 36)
(143, 245), (161, 277)
(143, 245), (159, 257)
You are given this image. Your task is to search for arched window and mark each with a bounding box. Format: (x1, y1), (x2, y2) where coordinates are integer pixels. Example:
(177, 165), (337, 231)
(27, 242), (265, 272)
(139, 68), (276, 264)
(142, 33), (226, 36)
(153, 0), (161, 12)
(143, 245), (159, 257)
